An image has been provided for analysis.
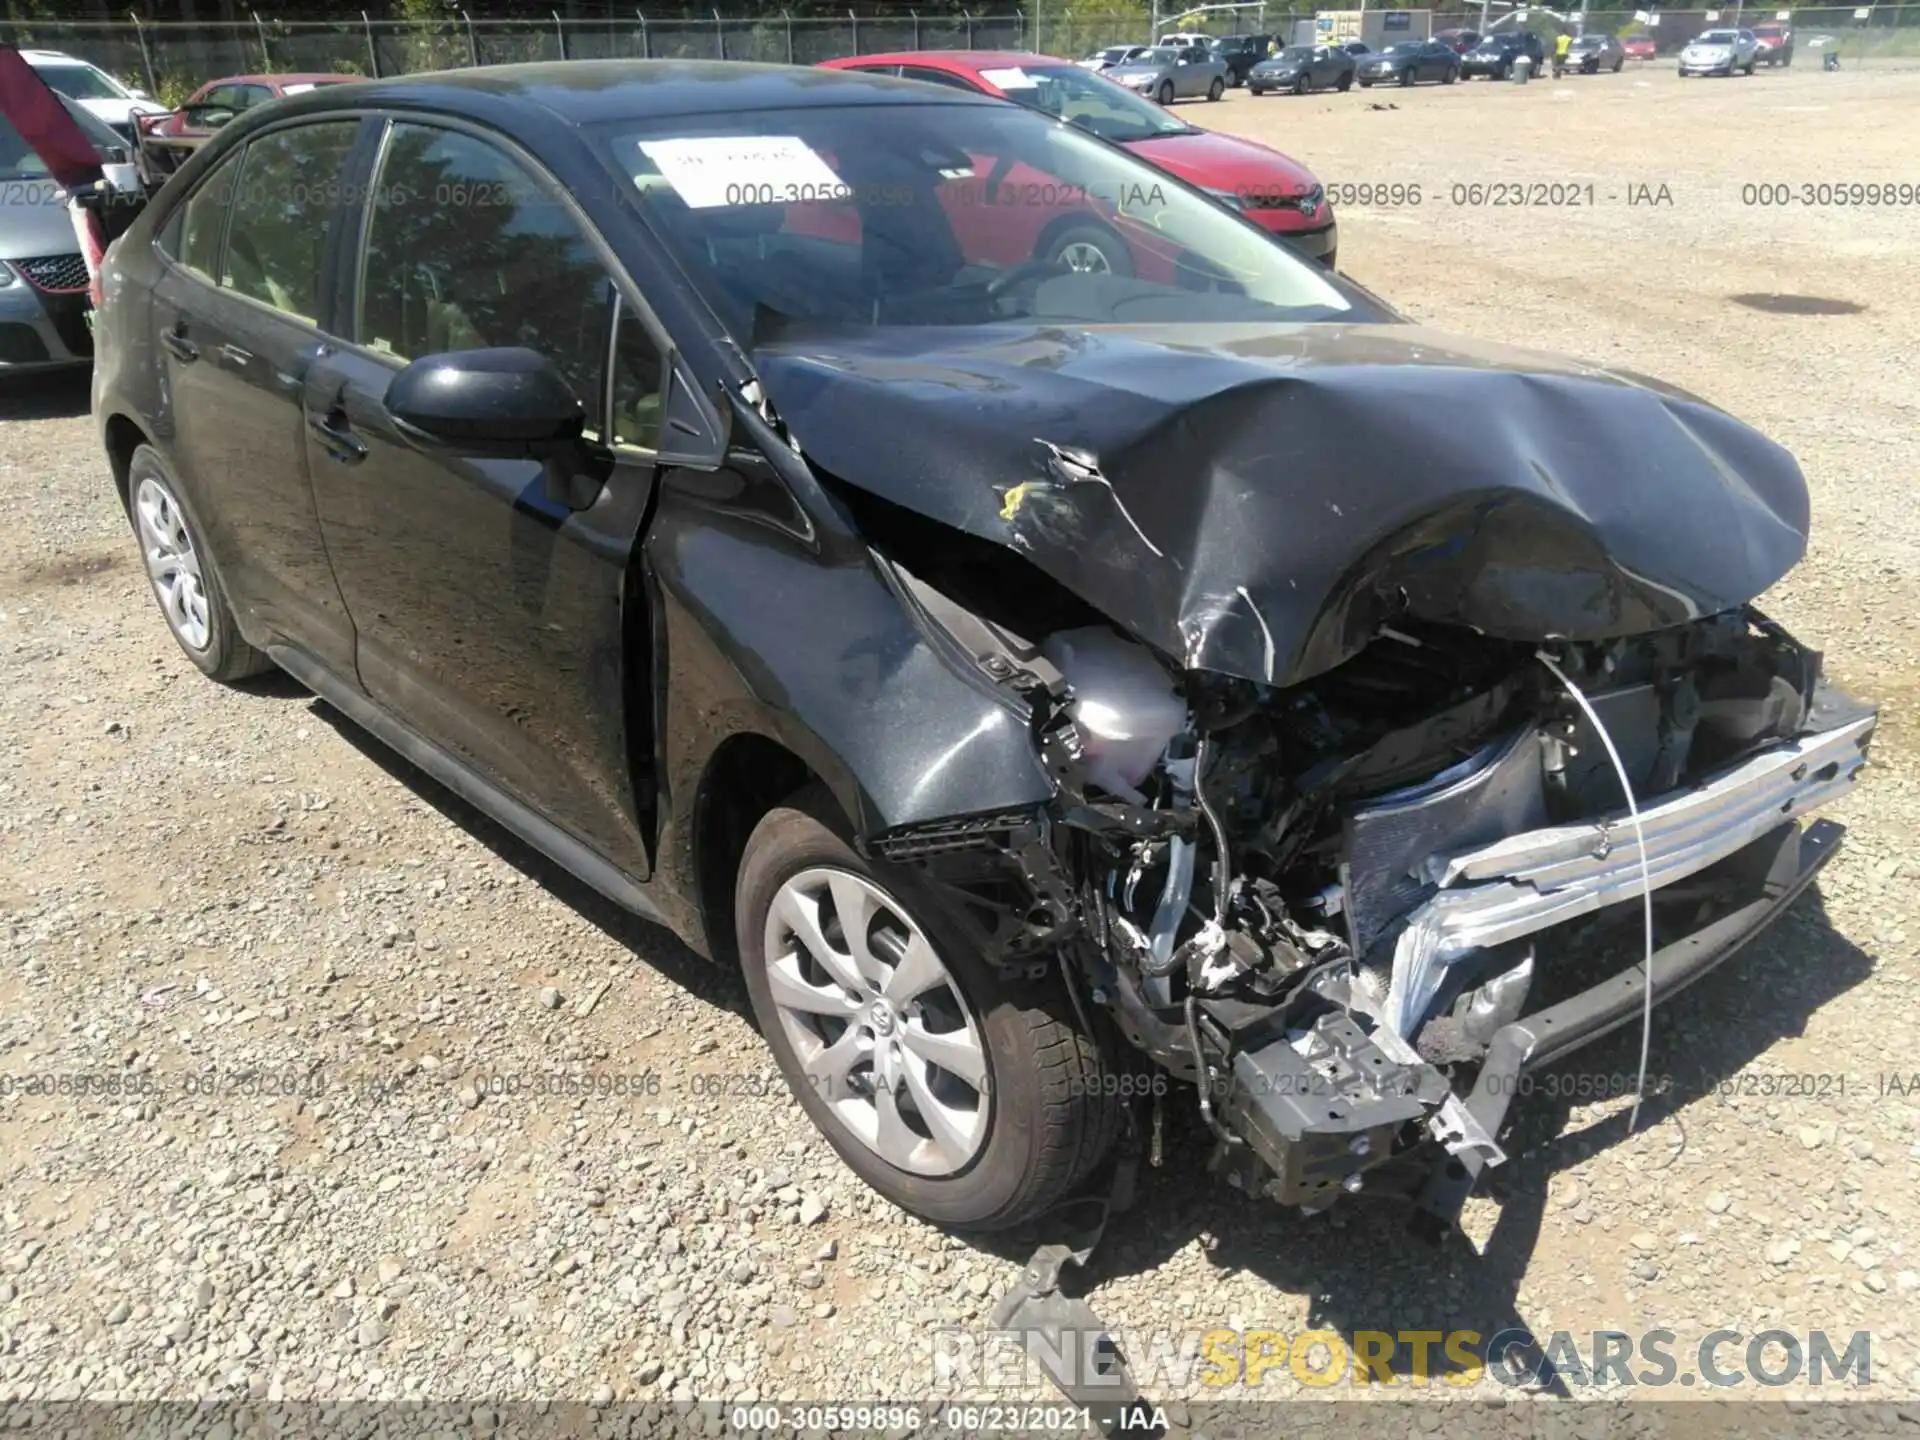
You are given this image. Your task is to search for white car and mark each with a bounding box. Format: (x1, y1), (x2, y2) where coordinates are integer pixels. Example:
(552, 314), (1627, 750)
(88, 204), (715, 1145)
(21, 50), (166, 144)
(1678, 27), (1760, 76)
(1160, 32), (1215, 49)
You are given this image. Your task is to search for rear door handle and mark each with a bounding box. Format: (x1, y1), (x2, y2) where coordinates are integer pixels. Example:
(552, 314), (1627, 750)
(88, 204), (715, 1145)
(217, 343), (253, 367)
(308, 409), (369, 465)
(161, 327), (198, 362)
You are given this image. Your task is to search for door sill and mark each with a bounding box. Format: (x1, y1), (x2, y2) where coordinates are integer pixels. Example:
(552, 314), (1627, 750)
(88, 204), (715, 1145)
(266, 644), (667, 928)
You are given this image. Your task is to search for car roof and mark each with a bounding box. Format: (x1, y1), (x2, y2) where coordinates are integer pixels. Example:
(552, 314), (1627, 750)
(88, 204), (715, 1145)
(258, 59), (1002, 127)
(823, 50), (1062, 70)
(22, 50), (99, 65)
(199, 72), (359, 88)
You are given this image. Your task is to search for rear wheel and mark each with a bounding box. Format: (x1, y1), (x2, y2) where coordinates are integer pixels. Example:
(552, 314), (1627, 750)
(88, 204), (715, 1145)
(1336, 71), (1353, 91)
(1292, 72), (1310, 94)
(1207, 76), (1225, 100)
(1443, 65), (1458, 83)
(1157, 80), (1175, 104)
(1358, 77), (1373, 87)
(1400, 67), (1414, 86)
(736, 791), (1123, 1231)
(125, 445), (272, 684)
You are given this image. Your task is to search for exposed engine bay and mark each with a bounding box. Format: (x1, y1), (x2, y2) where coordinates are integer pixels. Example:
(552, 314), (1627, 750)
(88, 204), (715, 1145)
(874, 560), (1875, 1225)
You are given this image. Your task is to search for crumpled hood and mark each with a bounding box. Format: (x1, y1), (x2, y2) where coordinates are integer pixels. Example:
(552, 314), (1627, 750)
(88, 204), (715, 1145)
(754, 321), (1809, 686)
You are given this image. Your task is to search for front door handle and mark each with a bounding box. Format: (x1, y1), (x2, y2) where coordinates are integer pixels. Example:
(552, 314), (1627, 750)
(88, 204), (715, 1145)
(217, 342), (253, 367)
(308, 409), (369, 465)
(161, 327), (198, 362)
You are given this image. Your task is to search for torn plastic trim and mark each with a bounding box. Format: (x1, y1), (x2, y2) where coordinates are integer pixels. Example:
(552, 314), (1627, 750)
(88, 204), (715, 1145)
(1379, 710), (1875, 1037)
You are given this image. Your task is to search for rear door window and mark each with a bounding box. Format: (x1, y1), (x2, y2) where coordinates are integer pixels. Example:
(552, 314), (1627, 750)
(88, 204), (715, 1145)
(217, 121), (359, 323)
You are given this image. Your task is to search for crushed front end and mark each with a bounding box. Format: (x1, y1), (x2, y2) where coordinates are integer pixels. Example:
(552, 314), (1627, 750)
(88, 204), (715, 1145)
(877, 595), (1875, 1230)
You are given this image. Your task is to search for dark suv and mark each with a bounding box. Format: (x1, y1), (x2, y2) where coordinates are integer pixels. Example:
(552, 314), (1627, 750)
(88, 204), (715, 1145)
(91, 60), (1872, 1250)
(1210, 33), (1277, 85)
(1460, 30), (1548, 78)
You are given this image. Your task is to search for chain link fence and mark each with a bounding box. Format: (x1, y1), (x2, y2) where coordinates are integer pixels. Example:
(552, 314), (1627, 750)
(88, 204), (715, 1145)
(4, 6), (1916, 104)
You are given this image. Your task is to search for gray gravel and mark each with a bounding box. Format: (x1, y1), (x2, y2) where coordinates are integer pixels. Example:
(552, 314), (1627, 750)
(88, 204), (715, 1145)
(2, 64), (1918, 1420)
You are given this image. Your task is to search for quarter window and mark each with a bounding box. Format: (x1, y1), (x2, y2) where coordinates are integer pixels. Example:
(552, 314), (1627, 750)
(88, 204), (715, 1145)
(609, 297), (664, 452)
(218, 121), (359, 322)
(358, 123), (613, 429)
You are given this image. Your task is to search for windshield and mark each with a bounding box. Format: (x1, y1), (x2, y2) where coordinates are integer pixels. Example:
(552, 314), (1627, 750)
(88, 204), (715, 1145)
(1138, 48), (1180, 63)
(1571, 35), (1603, 46)
(597, 103), (1355, 334)
(31, 63), (127, 102)
(1697, 30), (1738, 42)
(0, 100), (119, 181)
(983, 64), (1191, 142)
(1276, 47), (1316, 61)
(1094, 47), (1134, 61)
(1383, 42), (1423, 55)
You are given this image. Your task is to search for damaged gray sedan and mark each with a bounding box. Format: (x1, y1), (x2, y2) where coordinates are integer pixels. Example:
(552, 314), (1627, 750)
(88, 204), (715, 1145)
(95, 63), (1874, 1248)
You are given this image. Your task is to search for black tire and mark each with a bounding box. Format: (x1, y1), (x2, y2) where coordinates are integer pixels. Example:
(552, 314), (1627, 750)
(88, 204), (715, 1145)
(1400, 66), (1415, 86)
(1358, 77), (1373, 87)
(1497, 61), (1511, 80)
(1443, 65), (1458, 84)
(1292, 72), (1309, 95)
(736, 790), (1123, 1232)
(1207, 76), (1225, 101)
(1336, 71), (1353, 91)
(123, 444), (273, 684)
(1614, 57), (1624, 71)
(1157, 80), (1175, 104)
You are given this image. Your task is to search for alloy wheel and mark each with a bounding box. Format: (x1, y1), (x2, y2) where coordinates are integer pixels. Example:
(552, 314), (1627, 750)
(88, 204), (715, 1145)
(134, 475), (211, 651)
(1057, 240), (1114, 274)
(762, 867), (990, 1176)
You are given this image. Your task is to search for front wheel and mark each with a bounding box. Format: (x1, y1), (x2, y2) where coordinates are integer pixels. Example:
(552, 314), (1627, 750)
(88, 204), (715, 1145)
(1358, 77), (1374, 87)
(1039, 220), (1135, 278)
(1613, 57), (1624, 71)
(124, 445), (273, 683)
(1292, 72), (1310, 95)
(1399, 67), (1414, 86)
(1443, 66), (1458, 84)
(1157, 80), (1175, 104)
(1207, 76), (1225, 100)
(736, 792), (1123, 1231)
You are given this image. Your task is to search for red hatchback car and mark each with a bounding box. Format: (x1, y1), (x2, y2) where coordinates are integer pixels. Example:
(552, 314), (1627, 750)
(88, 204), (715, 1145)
(138, 73), (358, 174)
(1621, 33), (1659, 60)
(817, 51), (1336, 267)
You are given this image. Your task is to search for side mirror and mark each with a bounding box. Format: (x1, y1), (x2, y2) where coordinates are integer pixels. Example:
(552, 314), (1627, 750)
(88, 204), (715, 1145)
(387, 347), (584, 454)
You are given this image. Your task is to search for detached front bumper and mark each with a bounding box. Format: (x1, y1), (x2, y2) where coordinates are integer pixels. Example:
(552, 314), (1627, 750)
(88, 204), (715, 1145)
(1213, 813), (1847, 1224)
(1203, 699), (1874, 1225)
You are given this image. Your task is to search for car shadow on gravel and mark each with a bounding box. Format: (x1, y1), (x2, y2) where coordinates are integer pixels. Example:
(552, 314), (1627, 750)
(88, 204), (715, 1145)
(0, 368), (91, 421)
(302, 695), (748, 1017)
(979, 888), (1873, 1397)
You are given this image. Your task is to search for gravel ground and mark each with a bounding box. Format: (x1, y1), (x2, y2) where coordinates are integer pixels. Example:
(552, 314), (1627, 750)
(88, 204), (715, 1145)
(3, 62), (1919, 1429)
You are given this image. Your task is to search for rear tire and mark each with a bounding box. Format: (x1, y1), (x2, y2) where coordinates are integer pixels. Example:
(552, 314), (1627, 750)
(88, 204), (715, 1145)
(1157, 80), (1175, 104)
(1337, 71), (1353, 91)
(736, 790), (1123, 1232)
(1292, 72), (1309, 95)
(1207, 76), (1225, 100)
(124, 444), (273, 684)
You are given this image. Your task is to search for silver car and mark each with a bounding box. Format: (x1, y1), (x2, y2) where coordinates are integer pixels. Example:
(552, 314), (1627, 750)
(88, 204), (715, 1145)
(1104, 44), (1230, 104)
(1, 100), (121, 373)
(1679, 27), (1760, 75)
(1080, 45), (1151, 72)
